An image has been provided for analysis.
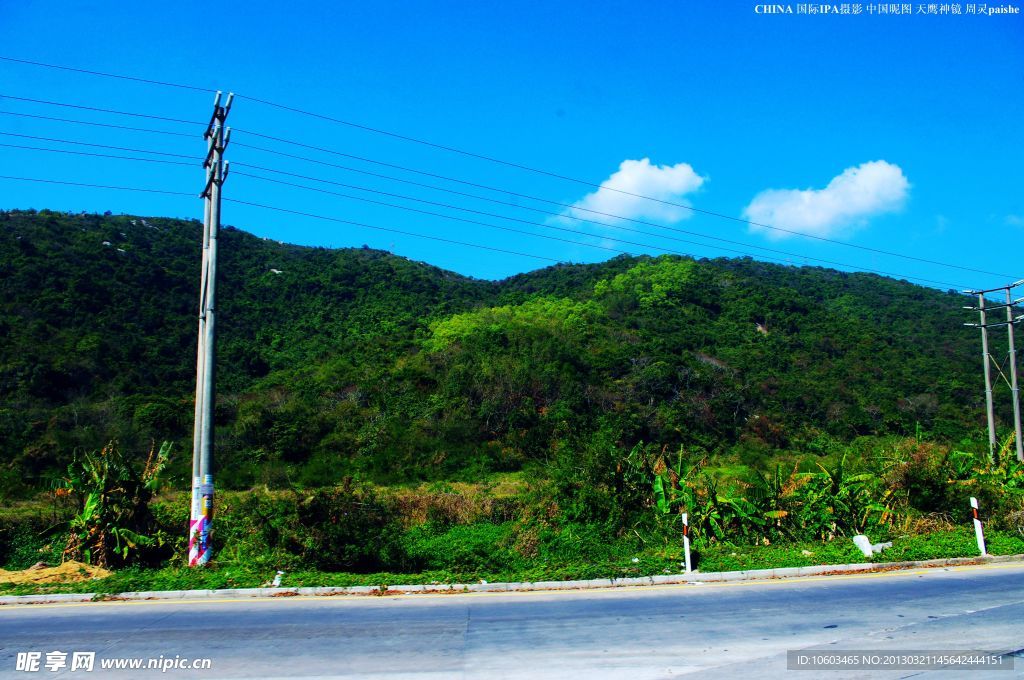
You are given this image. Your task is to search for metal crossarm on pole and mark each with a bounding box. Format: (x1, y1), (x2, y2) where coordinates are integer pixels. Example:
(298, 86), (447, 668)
(189, 91), (232, 567)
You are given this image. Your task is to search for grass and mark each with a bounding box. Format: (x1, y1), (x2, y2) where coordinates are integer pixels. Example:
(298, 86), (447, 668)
(2, 528), (1020, 599)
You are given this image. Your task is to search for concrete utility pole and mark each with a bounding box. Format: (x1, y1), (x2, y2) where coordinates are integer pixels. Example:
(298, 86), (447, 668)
(976, 294), (998, 461)
(964, 280), (1024, 463)
(1007, 285), (1024, 462)
(189, 90), (232, 567)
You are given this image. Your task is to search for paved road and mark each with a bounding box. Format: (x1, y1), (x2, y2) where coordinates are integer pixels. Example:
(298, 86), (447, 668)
(1, 563), (1022, 679)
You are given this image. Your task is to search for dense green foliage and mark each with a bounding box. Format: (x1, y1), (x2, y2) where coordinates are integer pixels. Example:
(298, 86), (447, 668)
(5, 525), (1022, 598)
(5, 208), (1023, 587)
(1, 209), (1009, 496)
(3, 466), (1023, 594)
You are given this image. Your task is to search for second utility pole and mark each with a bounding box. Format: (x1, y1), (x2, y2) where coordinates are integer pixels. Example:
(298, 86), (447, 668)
(189, 90), (232, 567)
(965, 280), (1024, 463)
(1006, 285), (1023, 462)
(977, 294), (998, 461)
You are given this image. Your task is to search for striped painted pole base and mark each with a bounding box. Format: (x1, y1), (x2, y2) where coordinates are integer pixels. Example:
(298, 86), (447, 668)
(188, 476), (213, 566)
(188, 516), (209, 566)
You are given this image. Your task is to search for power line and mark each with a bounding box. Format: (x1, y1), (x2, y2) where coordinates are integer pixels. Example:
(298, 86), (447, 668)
(0, 174), (195, 196)
(224, 197), (562, 264)
(0, 142), (197, 167)
(10, 114), (894, 277)
(1, 119), (997, 283)
(0, 142), (741, 268)
(0, 109), (197, 137)
(231, 128), (1016, 281)
(232, 169), (966, 289)
(0, 94), (204, 126)
(231, 153), (976, 283)
(1, 56), (1016, 281)
(9, 136), (962, 283)
(0, 117), (989, 285)
(1, 57), (1011, 286)
(233, 170), (635, 257)
(0, 131), (198, 159)
(234, 93), (594, 180)
(4, 116), (921, 281)
(0, 56), (217, 93)
(0, 172), (560, 263)
(228, 166), (826, 270)
(229, 98), (1017, 276)
(0, 54), (563, 196)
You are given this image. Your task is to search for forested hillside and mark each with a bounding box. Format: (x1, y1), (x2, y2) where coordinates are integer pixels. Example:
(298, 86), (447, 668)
(0, 209), (996, 493)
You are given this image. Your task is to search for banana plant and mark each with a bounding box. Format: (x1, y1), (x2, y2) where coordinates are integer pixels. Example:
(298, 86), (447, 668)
(788, 454), (881, 538)
(958, 434), (1024, 496)
(62, 441), (170, 567)
(748, 464), (794, 541)
(651, 447), (701, 516)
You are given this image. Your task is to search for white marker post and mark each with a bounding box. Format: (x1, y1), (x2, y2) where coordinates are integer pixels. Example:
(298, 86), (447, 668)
(971, 497), (987, 556)
(681, 511), (692, 573)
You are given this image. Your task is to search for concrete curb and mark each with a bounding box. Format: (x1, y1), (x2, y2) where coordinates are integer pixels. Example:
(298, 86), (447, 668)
(2, 553), (1021, 606)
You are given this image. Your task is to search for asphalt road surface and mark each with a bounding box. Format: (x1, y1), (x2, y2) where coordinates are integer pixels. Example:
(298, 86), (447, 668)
(1, 563), (1022, 679)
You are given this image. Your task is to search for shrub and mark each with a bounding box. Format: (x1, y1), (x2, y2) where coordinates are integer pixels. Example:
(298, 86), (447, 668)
(293, 485), (406, 571)
(0, 516), (63, 570)
(403, 522), (519, 572)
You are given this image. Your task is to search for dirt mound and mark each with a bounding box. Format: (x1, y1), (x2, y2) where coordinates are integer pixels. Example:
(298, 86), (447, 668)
(0, 561), (111, 585)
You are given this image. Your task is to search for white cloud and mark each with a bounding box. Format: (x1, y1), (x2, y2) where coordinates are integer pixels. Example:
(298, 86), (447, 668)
(564, 158), (706, 224)
(743, 160), (909, 240)
(1006, 214), (1024, 228)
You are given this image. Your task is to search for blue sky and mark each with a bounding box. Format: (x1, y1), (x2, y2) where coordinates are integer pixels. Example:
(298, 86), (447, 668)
(0, 1), (1021, 289)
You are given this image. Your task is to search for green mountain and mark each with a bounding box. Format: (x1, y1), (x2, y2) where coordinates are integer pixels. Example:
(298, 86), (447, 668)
(0, 209), (996, 493)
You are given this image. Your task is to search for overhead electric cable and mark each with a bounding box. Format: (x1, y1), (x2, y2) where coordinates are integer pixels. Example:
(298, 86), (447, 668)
(231, 130), (1015, 280)
(0, 131), (198, 159)
(0, 174), (195, 196)
(224, 198), (562, 263)
(0, 56), (1015, 280)
(8, 127), (803, 266)
(0, 94), (204, 126)
(1, 56), (1012, 282)
(233, 166), (828, 264)
(231, 156), (953, 280)
(0, 110), (196, 137)
(0, 142), (197, 166)
(0, 56), (217, 93)
(0, 171), (557, 264)
(227, 101), (1020, 278)
(232, 169), (966, 289)
(233, 170), (635, 257)
(233, 93), (631, 188)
